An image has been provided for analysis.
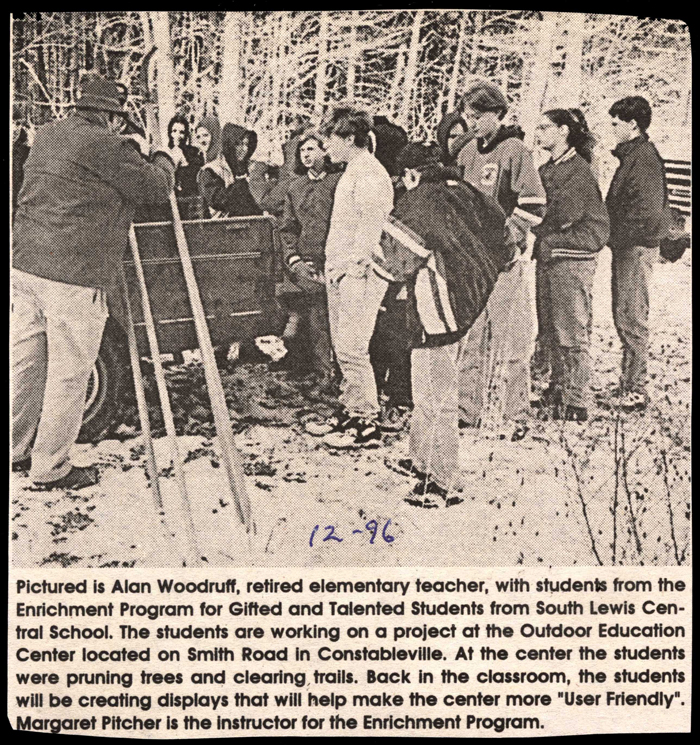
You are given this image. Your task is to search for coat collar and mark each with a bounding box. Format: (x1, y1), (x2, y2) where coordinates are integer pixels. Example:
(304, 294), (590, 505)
(612, 133), (648, 160)
(551, 147), (577, 165)
(476, 125), (525, 155)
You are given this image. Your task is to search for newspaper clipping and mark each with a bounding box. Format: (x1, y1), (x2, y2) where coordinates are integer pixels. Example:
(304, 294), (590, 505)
(9, 10), (691, 737)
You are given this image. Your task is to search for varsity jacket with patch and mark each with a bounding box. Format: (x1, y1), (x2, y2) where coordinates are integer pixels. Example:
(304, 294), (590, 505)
(533, 148), (610, 262)
(457, 125), (546, 234)
(372, 166), (512, 349)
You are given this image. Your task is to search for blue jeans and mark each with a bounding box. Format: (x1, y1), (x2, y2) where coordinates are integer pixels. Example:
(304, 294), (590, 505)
(611, 246), (659, 394)
(537, 258), (596, 409)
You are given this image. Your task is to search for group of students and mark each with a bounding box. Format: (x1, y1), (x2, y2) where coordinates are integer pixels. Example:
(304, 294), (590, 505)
(11, 71), (671, 505)
(153, 81), (670, 508)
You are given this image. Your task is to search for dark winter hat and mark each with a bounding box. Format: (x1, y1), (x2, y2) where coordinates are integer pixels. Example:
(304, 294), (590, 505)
(395, 142), (441, 174)
(76, 73), (127, 115)
(460, 81), (509, 116)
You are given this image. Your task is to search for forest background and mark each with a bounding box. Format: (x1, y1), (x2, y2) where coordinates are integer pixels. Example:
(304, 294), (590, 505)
(11, 10), (692, 187)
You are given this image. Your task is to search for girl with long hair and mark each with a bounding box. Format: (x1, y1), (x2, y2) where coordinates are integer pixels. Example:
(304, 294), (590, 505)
(532, 108), (609, 421)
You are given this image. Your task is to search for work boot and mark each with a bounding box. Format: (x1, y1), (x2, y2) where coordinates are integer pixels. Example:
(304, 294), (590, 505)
(34, 465), (100, 491)
(322, 417), (382, 449)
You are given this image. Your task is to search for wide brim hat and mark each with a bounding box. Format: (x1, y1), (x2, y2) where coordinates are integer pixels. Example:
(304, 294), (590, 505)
(76, 73), (145, 135)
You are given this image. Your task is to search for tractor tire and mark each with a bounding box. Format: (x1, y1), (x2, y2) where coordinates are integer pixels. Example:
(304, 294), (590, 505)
(77, 318), (131, 443)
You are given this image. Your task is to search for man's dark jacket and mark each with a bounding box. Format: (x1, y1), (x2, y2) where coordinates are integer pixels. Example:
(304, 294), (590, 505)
(605, 134), (669, 250)
(12, 111), (174, 289)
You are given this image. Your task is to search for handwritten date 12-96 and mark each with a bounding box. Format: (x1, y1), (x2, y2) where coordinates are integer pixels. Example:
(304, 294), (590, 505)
(310, 520), (395, 547)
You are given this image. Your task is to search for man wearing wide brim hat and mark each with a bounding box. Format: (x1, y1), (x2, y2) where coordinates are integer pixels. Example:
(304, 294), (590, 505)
(11, 73), (176, 491)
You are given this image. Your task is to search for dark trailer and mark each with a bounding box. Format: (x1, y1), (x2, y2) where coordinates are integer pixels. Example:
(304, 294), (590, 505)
(81, 214), (284, 441)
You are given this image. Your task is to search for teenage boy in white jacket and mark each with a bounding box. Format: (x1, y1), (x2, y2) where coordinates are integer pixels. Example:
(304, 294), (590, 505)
(306, 107), (394, 448)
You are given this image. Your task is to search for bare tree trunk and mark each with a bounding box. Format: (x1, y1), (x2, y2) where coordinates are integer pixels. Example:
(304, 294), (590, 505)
(467, 10), (483, 75)
(149, 11), (177, 143)
(386, 51), (406, 119)
(219, 11), (245, 125)
(558, 12), (585, 107)
(346, 10), (359, 102)
(521, 11), (556, 149)
(314, 11), (329, 117)
(272, 13), (289, 134)
(447, 10), (468, 112)
(399, 9), (424, 129)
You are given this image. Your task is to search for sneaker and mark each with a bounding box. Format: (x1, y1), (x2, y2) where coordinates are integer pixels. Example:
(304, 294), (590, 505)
(321, 417), (382, 449)
(553, 404), (588, 422)
(384, 457), (428, 481)
(620, 391), (647, 413)
(378, 405), (411, 432)
(413, 478), (448, 500)
(414, 477), (465, 507)
(404, 494), (440, 509)
(34, 465), (99, 491)
(12, 456), (32, 473)
(305, 408), (350, 436)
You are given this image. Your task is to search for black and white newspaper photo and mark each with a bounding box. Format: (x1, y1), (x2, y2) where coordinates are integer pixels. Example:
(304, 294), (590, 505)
(9, 9), (691, 737)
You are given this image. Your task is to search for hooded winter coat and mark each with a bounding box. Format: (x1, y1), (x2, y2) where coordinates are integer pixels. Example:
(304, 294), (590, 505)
(372, 164), (512, 348)
(196, 116), (222, 162)
(198, 122), (263, 218)
(12, 110), (175, 290)
(372, 116), (409, 177)
(436, 111), (470, 167)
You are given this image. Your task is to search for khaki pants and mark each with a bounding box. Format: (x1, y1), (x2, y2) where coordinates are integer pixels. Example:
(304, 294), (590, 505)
(326, 269), (388, 418)
(410, 336), (468, 491)
(458, 262), (533, 427)
(612, 246), (659, 394)
(12, 270), (108, 483)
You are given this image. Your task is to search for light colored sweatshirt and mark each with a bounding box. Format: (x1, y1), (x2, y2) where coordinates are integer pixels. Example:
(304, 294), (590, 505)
(324, 148), (394, 282)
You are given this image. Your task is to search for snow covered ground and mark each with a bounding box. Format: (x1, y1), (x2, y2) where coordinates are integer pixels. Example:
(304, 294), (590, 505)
(10, 249), (691, 568)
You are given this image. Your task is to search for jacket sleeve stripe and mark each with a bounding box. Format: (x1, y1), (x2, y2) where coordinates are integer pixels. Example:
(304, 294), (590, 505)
(427, 253), (459, 332)
(415, 268), (449, 335)
(513, 206), (543, 226)
(383, 217), (431, 257)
